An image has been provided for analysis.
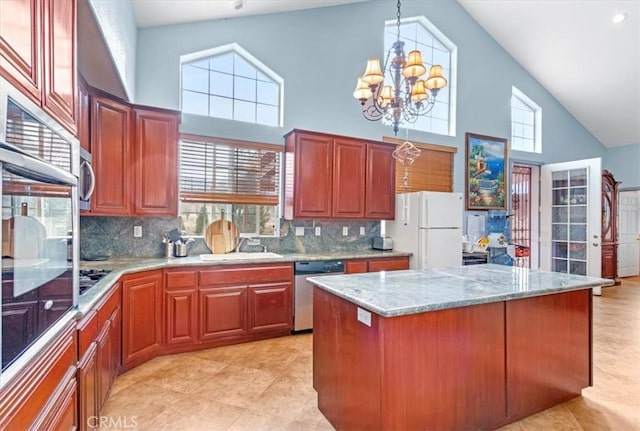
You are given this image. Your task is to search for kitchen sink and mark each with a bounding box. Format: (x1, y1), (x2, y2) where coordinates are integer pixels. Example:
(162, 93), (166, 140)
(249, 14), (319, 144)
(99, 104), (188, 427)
(200, 252), (283, 261)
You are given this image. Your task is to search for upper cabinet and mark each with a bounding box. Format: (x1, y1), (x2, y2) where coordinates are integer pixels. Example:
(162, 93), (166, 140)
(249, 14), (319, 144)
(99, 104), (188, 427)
(0, 0), (77, 135)
(284, 129), (396, 220)
(85, 89), (180, 217)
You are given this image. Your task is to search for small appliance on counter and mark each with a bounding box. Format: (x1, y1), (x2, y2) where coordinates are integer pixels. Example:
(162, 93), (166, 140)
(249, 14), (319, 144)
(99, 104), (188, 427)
(372, 236), (394, 251)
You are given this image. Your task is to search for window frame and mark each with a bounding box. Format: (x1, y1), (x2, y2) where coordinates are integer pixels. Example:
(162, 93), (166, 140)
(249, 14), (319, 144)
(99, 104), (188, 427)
(179, 43), (284, 127)
(511, 86), (542, 154)
(383, 16), (458, 137)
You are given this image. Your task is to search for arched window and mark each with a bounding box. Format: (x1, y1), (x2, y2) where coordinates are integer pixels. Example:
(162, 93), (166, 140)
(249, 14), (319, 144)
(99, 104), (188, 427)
(511, 87), (542, 153)
(384, 16), (457, 136)
(180, 43), (283, 127)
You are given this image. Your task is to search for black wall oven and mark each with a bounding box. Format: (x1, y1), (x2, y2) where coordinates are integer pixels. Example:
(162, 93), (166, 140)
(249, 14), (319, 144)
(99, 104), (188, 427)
(0, 78), (79, 372)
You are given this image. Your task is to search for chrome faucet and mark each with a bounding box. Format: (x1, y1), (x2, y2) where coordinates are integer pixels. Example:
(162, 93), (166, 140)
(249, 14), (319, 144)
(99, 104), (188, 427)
(234, 237), (248, 252)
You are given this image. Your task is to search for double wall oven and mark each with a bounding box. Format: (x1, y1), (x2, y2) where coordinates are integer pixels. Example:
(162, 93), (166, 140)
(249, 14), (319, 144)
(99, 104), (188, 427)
(0, 78), (80, 372)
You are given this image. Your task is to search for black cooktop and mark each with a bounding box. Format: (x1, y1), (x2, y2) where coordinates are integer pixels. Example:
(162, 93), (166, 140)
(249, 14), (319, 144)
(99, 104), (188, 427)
(79, 269), (111, 295)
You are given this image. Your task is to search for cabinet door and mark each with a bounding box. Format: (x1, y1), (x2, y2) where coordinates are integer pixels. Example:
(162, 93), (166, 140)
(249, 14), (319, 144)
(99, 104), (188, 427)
(1, 300), (38, 368)
(133, 108), (179, 216)
(291, 133), (333, 218)
(199, 286), (247, 341)
(90, 95), (133, 215)
(249, 282), (292, 333)
(164, 288), (198, 346)
(365, 143), (396, 219)
(42, 0), (77, 134)
(78, 342), (98, 431)
(109, 306), (121, 385)
(122, 271), (162, 367)
(42, 372), (78, 431)
(333, 139), (366, 218)
(0, 0), (41, 102)
(95, 321), (111, 409)
(38, 298), (73, 333)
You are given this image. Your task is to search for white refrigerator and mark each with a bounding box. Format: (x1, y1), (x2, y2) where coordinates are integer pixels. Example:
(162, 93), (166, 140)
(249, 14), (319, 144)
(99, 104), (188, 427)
(386, 191), (463, 269)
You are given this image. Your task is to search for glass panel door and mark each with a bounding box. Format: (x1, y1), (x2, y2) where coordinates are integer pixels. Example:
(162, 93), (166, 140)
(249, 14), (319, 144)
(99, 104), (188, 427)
(550, 169), (588, 275)
(540, 158), (602, 288)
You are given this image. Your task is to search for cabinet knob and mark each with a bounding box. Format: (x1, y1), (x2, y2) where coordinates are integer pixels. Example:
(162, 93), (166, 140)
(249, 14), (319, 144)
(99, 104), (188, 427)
(43, 300), (53, 310)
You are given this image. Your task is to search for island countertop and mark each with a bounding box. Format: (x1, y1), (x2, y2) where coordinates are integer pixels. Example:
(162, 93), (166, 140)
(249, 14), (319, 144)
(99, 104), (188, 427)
(307, 264), (614, 317)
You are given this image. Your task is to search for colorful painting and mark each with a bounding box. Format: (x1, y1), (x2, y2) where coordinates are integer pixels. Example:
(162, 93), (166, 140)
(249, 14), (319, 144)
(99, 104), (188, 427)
(465, 133), (508, 210)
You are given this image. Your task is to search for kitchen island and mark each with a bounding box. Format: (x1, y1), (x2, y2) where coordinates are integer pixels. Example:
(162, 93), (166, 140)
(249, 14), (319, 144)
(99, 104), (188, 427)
(308, 264), (614, 431)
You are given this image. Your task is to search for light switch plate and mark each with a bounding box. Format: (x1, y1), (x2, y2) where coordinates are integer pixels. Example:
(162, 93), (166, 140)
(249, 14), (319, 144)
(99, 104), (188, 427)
(133, 226), (142, 238)
(360, 226), (365, 236)
(295, 227), (305, 236)
(315, 226), (321, 236)
(342, 226), (349, 236)
(357, 307), (371, 327)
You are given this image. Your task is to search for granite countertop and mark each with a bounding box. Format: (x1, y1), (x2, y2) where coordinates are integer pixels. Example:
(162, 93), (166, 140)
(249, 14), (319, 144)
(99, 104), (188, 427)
(76, 250), (411, 315)
(307, 264), (615, 317)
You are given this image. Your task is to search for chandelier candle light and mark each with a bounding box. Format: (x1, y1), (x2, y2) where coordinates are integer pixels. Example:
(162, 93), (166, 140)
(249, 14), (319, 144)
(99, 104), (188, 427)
(353, 0), (448, 135)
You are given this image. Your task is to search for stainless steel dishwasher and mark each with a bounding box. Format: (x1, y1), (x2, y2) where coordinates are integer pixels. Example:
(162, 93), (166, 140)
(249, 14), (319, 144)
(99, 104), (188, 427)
(294, 260), (344, 332)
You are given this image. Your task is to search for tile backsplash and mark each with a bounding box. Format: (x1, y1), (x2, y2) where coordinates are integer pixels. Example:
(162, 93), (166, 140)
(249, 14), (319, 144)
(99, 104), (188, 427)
(80, 216), (381, 259)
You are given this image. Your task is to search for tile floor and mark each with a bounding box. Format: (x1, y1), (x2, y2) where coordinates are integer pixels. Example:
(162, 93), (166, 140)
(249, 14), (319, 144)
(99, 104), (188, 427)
(100, 277), (640, 430)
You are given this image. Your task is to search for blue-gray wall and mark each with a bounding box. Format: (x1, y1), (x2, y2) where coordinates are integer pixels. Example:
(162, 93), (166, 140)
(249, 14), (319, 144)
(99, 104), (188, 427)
(134, 0), (609, 193)
(604, 143), (640, 189)
(88, 0), (138, 100)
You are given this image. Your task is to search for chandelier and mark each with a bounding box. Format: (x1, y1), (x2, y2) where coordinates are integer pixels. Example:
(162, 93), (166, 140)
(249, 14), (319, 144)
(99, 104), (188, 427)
(353, 0), (448, 135)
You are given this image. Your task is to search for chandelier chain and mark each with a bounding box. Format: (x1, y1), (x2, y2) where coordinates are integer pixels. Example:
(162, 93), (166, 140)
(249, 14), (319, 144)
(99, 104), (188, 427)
(396, 0), (402, 40)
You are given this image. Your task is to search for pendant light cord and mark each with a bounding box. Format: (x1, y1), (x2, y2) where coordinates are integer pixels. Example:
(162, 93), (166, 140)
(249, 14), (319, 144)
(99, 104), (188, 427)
(396, 0), (402, 41)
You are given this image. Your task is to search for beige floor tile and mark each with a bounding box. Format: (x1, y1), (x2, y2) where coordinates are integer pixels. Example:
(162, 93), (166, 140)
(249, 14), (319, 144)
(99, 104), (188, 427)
(103, 278), (640, 430)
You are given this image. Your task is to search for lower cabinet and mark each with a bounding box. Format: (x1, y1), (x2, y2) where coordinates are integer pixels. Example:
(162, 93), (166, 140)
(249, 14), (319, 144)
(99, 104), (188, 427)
(161, 263), (293, 354)
(77, 282), (121, 430)
(200, 286), (248, 341)
(345, 256), (410, 274)
(0, 320), (77, 430)
(122, 271), (163, 368)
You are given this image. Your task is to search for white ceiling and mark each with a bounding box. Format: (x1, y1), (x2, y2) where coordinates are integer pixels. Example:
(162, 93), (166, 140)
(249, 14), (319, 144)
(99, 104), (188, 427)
(131, 0), (640, 148)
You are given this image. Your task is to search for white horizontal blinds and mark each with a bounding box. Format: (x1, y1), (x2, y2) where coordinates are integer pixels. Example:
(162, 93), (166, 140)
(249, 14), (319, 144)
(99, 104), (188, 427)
(4, 99), (71, 172)
(179, 134), (281, 205)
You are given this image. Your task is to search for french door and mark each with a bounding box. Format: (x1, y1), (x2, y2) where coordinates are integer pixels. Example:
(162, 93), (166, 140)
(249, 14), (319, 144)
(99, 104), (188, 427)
(618, 190), (640, 277)
(540, 158), (602, 293)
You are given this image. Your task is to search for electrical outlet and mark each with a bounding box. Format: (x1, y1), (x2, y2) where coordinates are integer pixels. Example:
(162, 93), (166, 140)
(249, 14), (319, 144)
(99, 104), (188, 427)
(295, 227), (305, 236)
(133, 226), (142, 238)
(360, 226), (366, 236)
(342, 226), (349, 236)
(315, 226), (321, 236)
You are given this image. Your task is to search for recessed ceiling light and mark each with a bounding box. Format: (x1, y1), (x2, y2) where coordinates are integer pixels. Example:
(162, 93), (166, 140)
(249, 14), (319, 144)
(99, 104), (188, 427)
(612, 12), (627, 24)
(232, 0), (244, 10)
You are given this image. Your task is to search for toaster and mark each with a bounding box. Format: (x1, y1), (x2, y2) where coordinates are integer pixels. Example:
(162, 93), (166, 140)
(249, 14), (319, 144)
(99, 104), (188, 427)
(372, 236), (394, 251)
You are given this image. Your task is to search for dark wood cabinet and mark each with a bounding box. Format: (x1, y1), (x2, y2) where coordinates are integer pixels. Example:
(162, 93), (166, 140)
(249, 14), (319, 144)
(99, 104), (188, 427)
(0, 0), (42, 102)
(86, 91), (180, 217)
(333, 139), (366, 218)
(133, 108), (179, 216)
(1, 301), (38, 366)
(249, 282), (292, 333)
(41, 0), (77, 134)
(77, 342), (98, 431)
(601, 170), (620, 282)
(365, 143), (396, 219)
(90, 95), (133, 215)
(200, 286), (248, 341)
(284, 129), (396, 220)
(122, 271), (163, 369)
(0, 0), (77, 135)
(345, 256), (410, 274)
(164, 270), (198, 348)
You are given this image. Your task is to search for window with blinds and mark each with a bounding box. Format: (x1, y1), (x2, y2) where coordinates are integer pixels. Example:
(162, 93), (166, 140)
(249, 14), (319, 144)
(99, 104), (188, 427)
(178, 134), (281, 237)
(383, 137), (456, 193)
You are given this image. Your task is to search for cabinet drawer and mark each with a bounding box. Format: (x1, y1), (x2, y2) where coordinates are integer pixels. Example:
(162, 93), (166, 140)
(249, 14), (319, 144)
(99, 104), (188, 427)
(77, 310), (97, 359)
(345, 260), (368, 274)
(368, 257), (409, 272)
(165, 270), (197, 289)
(199, 264), (292, 286)
(96, 283), (121, 329)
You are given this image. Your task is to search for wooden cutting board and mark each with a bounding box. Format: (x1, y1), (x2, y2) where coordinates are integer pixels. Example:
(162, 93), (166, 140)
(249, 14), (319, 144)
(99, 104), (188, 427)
(204, 210), (238, 253)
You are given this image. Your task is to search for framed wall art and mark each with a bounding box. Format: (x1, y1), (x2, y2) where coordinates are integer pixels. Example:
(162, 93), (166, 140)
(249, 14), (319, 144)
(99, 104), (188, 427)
(465, 133), (508, 210)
